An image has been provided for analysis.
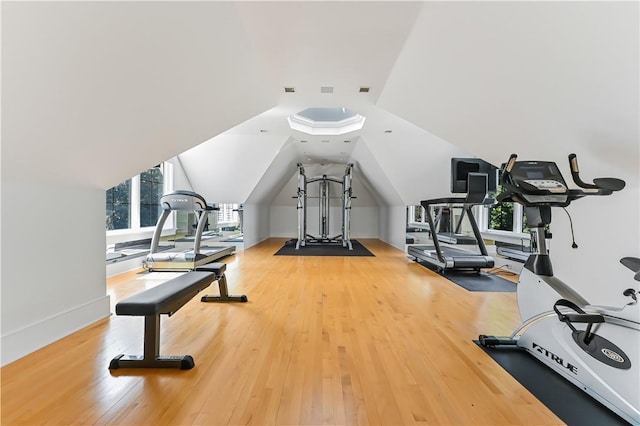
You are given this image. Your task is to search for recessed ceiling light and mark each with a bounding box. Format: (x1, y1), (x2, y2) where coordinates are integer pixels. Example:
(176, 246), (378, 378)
(320, 86), (334, 94)
(359, 87), (370, 93)
(384, 130), (392, 133)
(284, 87), (295, 93)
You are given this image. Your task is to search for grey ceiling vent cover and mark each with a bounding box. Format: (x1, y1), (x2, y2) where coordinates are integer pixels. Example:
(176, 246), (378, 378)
(284, 87), (295, 93)
(320, 86), (334, 94)
(359, 87), (370, 93)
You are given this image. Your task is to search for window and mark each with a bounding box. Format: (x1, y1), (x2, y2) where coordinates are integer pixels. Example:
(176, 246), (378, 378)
(408, 205), (427, 226)
(106, 179), (131, 230)
(216, 203), (239, 225)
(488, 187), (514, 231)
(139, 166), (164, 228)
(477, 184), (528, 240)
(105, 162), (173, 233)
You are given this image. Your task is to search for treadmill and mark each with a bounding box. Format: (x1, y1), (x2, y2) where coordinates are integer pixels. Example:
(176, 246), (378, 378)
(408, 172), (495, 273)
(144, 190), (235, 272)
(431, 206), (478, 245)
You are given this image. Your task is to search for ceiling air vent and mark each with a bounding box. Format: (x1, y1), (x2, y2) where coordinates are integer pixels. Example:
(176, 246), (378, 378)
(320, 86), (334, 94)
(284, 87), (295, 93)
(359, 87), (370, 93)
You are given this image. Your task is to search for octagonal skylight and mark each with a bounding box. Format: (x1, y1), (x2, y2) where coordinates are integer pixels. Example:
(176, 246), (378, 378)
(288, 107), (365, 135)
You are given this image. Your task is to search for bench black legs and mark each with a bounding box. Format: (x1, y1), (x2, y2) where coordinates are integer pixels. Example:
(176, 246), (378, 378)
(201, 273), (248, 303)
(196, 263), (248, 303)
(109, 314), (195, 370)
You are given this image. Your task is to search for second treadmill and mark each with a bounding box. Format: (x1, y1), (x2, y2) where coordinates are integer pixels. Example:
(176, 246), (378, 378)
(408, 172), (495, 273)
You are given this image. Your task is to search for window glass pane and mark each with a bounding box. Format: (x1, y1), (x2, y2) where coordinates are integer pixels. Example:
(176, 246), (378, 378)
(217, 203), (239, 224)
(105, 180), (131, 230)
(522, 211), (530, 234)
(413, 205), (423, 222)
(488, 186), (514, 231)
(140, 166), (164, 227)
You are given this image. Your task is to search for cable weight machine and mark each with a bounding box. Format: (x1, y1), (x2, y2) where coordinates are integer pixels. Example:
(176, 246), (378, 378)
(295, 163), (355, 250)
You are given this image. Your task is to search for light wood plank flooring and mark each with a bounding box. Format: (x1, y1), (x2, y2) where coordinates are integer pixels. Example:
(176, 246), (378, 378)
(1, 238), (562, 425)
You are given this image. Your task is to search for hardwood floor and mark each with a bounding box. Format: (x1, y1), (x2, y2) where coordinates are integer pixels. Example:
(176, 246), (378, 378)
(1, 239), (562, 425)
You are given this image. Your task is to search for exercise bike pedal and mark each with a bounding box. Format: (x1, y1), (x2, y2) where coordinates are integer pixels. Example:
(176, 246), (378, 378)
(478, 335), (517, 347)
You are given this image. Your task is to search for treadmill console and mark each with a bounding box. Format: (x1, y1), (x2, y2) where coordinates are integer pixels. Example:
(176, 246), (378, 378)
(160, 191), (208, 211)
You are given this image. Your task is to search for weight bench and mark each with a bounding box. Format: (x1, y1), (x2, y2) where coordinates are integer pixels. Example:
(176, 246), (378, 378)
(196, 263), (248, 303)
(109, 271), (215, 370)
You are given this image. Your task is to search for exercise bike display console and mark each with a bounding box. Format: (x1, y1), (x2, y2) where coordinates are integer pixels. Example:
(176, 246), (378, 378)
(523, 179), (566, 192)
(479, 154), (639, 425)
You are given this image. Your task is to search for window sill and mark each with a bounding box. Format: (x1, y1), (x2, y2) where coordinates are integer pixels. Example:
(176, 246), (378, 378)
(106, 227), (176, 245)
(481, 230), (530, 245)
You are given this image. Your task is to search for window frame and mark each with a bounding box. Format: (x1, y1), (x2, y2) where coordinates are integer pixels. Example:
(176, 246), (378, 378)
(407, 205), (429, 229)
(106, 162), (174, 241)
(407, 202), (530, 245)
(477, 203), (530, 244)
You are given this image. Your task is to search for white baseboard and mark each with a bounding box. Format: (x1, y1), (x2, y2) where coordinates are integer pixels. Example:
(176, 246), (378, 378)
(1, 295), (111, 366)
(107, 256), (145, 277)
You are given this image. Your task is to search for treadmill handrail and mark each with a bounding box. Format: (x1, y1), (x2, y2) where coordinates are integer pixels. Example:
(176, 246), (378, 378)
(420, 201), (491, 264)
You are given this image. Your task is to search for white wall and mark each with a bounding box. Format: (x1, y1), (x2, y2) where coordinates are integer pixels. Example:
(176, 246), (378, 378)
(1, 182), (110, 366)
(242, 203), (270, 249)
(169, 157), (194, 193)
(378, 205), (407, 250)
(357, 107), (473, 206)
(178, 133), (287, 204)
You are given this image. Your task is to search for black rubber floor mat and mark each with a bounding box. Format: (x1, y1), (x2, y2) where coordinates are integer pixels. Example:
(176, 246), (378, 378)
(443, 270), (516, 292)
(274, 240), (374, 257)
(476, 342), (630, 425)
(415, 260), (516, 292)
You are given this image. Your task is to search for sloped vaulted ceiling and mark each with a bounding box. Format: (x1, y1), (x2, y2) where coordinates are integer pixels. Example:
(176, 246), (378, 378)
(175, 2), (472, 207)
(2, 2), (275, 189)
(378, 2), (639, 174)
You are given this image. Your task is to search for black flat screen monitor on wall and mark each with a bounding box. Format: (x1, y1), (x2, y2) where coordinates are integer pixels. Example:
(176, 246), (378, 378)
(451, 158), (499, 194)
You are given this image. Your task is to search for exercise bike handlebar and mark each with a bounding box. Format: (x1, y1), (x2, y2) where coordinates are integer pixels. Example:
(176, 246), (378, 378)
(498, 153), (625, 206)
(568, 153), (626, 193)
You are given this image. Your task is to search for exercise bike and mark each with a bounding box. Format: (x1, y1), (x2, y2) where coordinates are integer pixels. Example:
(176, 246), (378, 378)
(479, 153), (639, 425)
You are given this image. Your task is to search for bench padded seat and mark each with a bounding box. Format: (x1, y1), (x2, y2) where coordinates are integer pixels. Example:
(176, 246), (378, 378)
(116, 271), (214, 316)
(196, 262), (226, 276)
